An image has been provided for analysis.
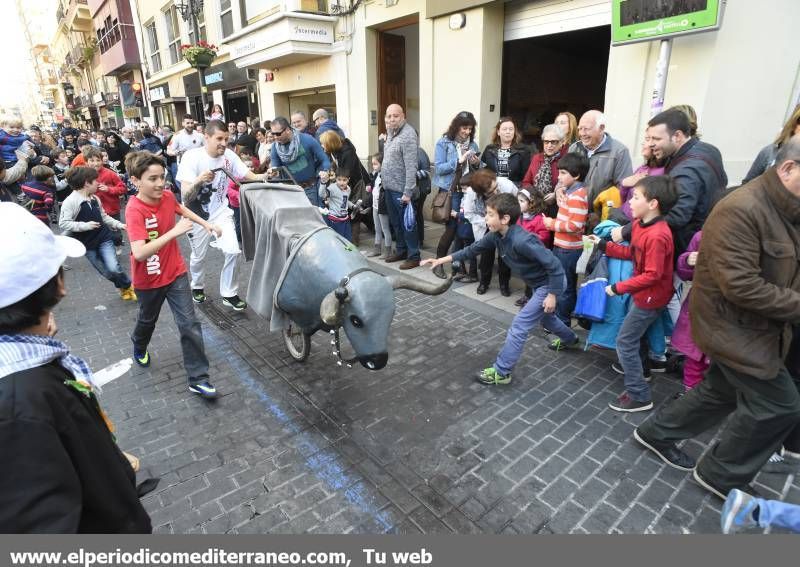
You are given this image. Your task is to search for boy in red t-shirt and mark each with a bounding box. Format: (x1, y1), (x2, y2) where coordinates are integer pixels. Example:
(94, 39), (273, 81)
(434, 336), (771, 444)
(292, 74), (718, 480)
(589, 176), (678, 413)
(124, 152), (222, 399)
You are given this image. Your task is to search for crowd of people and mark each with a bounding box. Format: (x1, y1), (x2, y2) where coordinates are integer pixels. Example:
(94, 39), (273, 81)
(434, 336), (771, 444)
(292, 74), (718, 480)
(1, 99), (800, 534)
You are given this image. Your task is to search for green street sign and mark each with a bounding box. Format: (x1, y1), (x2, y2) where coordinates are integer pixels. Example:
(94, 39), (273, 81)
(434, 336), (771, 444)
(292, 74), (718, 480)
(612, 0), (725, 45)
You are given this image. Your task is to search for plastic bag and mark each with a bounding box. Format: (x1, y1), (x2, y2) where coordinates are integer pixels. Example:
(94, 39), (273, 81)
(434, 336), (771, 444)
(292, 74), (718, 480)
(403, 201), (416, 232)
(574, 255), (608, 322)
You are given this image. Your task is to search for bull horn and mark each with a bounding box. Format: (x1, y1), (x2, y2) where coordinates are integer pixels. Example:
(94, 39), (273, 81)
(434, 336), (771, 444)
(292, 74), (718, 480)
(387, 274), (453, 295)
(320, 290), (344, 326)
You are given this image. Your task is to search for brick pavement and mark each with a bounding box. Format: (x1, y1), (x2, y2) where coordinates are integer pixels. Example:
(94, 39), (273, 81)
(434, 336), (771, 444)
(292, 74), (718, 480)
(52, 223), (800, 534)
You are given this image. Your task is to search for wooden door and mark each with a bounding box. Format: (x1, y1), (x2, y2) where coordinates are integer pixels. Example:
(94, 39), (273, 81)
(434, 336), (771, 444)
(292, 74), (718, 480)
(378, 32), (406, 134)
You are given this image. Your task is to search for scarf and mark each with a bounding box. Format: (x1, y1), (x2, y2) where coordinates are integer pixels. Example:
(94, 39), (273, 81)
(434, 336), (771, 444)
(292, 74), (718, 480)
(532, 152), (559, 196)
(274, 128), (302, 164)
(0, 334), (97, 388)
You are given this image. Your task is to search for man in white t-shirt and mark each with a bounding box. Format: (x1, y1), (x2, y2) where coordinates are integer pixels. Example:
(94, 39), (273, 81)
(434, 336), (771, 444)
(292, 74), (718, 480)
(167, 115), (205, 193)
(177, 120), (268, 310)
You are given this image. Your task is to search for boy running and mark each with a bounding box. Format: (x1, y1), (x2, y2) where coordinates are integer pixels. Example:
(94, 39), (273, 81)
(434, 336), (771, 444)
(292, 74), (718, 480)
(423, 193), (578, 385)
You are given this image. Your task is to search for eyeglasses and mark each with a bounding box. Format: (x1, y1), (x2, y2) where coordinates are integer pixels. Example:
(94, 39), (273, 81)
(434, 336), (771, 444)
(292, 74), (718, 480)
(542, 139), (561, 145)
(270, 128), (286, 136)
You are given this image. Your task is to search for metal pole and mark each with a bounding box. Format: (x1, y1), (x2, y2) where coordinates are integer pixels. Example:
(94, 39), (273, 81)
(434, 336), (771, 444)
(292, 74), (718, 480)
(189, 0), (208, 121)
(650, 39), (672, 117)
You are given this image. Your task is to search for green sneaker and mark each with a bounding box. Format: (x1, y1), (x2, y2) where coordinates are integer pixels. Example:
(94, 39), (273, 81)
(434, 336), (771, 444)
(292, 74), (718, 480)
(133, 349), (150, 368)
(548, 337), (581, 352)
(191, 288), (206, 303)
(476, 367), (512, 385)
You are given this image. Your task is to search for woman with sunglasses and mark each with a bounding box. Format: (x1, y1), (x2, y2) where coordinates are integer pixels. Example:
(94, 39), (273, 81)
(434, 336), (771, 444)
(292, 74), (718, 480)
(521, 123), (567, 218)
(743, 105), (800, 184)
(431, 111), (481, 280)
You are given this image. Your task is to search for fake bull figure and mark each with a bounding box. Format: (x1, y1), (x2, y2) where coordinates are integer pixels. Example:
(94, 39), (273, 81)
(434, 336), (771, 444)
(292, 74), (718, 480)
(275, 228), (452, 370)
(238, 179), (452, 371)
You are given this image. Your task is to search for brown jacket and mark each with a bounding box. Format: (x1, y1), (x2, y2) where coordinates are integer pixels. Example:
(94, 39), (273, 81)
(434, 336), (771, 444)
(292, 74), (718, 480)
(690, 168), (800, 379)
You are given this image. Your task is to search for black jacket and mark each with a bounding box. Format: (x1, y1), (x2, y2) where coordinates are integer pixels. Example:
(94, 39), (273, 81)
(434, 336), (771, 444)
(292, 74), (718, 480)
(332, 139), (371, 201)
(0, 362), (151, 533)
(481, 144), (532, 184)
(664, 137), (728, 256)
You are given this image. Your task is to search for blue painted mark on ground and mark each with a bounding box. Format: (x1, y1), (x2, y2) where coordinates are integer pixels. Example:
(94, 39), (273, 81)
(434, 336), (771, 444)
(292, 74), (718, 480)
(202, 324), (394, 532)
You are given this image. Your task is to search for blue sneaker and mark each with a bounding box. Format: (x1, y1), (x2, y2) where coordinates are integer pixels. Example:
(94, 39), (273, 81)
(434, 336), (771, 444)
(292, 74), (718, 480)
(189, 380), (218, 399)
(133, 350), (150, 367)
(721, 488), (760, 534)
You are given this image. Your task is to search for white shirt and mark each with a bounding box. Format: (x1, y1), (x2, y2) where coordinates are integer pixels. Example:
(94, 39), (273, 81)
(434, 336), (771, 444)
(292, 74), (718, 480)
(170, 130), (206, 163)
(177, 147), (248, 220)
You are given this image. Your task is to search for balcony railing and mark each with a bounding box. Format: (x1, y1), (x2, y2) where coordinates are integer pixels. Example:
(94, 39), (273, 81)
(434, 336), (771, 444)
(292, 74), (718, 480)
(97, 23), (136, 54)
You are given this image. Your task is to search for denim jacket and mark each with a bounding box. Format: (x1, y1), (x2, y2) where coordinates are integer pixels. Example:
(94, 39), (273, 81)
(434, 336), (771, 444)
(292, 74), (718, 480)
(432, 136), (480, 191)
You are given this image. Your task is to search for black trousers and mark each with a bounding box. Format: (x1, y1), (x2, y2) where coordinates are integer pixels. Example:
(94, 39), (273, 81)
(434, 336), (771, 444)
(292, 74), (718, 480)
(479, 250), (510, 288)
(639, 360), (800, 491)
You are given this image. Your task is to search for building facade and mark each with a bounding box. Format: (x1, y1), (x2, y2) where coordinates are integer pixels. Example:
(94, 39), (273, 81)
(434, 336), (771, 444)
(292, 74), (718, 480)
(216, 0), (799, 185)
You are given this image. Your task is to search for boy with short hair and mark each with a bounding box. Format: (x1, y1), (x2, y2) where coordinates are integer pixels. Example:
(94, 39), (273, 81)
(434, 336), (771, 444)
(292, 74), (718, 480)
(20, 165), (56, 225)
(58, 167), (136, 301)
(125, 151), (221, 399)
(84, 146), (127, 252)
(52, 149), (72, 201)
(589, 175), (678, 412)
(320, 169), (354, 241)
(543, 152), (590, 333)
(423, 193), (578, 385)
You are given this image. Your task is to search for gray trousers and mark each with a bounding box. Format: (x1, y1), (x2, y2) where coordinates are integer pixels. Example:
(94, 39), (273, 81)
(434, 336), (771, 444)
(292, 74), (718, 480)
(616, 305), (661, 402)
(639, 361), (800, 492)
(131, 273), (210, 385)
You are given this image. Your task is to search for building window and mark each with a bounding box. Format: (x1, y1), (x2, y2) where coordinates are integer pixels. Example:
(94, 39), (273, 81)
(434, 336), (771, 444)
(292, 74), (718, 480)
(187, 8), (207, 43)
(164, 5), (182, 65)
(145, 21), (162, 74)
(220, 0), (234, 38)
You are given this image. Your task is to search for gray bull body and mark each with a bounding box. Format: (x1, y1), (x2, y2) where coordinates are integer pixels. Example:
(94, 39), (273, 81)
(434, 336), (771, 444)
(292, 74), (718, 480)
(275, 228), (451, 370)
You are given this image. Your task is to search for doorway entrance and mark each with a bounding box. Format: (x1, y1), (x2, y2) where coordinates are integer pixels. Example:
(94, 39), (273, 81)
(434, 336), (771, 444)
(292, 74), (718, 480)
(501, 25), (611, 147)
(376, 17), (419, 133)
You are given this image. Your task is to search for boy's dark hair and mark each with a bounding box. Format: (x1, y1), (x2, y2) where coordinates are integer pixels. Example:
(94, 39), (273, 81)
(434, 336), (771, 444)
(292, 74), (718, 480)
(237, 147), (254, 158)
(0, 269), (62, 334)
(82, 146), (103, 160)
(648, 108), (691, 137)
(335, 169), (350, 179)
(635, 175), (679, 214)
(125, 151), (166, 178)
(52, 149), (67, 159)
(486, 192), (521, 225)
(557, 153), (590, 181)
(31, 165), (55, 182)
(65, 166), (98, 190)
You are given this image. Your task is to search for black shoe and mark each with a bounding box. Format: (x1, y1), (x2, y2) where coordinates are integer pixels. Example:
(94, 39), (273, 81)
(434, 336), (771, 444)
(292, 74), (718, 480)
(649, 358), (668, 373)
(500, 285), (511, 297)
(514, 296), (529, 307)
(476, 284), (488, 295)
(611, 361), (652, 382)
(384, 253), (407, 263)
(222, 295), (247, 311)
(189, 380), (218, 399)
(461, 275), (479, 284)
(634, 428), (695, 471)
(608, 392), (653, 413)
(693, 469), (762, 501)
(191, 288), (206, 303)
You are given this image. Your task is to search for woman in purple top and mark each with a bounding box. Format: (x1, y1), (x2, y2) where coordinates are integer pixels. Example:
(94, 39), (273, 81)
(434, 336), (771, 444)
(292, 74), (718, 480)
(618, 134), (665, 220)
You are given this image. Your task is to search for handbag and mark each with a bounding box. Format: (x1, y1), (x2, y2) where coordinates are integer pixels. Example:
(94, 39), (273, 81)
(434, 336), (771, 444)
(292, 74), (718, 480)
(574, 255), (609, 322)
(430, 189), (452, 224)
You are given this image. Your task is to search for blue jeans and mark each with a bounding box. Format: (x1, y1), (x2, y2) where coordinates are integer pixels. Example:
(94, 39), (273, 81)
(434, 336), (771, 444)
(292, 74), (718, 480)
(616, 305), (662, 402)
(494, 282), (577, 376)
(305, 182), (321, 207)
(326, 217), (353, 241)
(552, 247), (582, 326)
(131, 274), (209, 385)
(751, 499), (800, 531)
(85, 239), (131, 289)
(385, 189), (419, 260)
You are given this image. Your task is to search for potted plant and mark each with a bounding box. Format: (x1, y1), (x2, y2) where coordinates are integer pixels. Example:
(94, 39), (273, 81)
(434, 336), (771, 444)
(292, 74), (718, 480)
(181, 40), (218, 68)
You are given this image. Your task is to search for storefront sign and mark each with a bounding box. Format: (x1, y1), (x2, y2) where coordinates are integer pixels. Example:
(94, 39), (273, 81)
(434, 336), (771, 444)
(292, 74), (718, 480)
(611, 0), (724, 45)
(229, 16), (334, 60)
(205, 71), (224, 85)
(184, 60), (255, 96)
(149, 84), (170, 102)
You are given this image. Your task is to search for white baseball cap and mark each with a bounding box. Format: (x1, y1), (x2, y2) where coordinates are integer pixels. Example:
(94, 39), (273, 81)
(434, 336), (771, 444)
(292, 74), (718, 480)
(0, 202), (85, 309)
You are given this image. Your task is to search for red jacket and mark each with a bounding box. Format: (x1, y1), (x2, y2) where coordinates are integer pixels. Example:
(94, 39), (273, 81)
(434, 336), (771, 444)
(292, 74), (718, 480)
(606, 218), (674, 309)
(94, 167), (126, 215)
(518, 213), (552, 248)
(521, 146), (567, 189)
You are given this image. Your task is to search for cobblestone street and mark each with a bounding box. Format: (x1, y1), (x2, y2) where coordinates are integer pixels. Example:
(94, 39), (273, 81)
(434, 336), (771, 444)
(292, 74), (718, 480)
(55, 227), (800, 535)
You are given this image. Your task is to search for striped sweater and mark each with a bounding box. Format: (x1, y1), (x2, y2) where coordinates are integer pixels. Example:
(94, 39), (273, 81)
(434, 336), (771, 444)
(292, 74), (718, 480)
(552, 182), (588, 250)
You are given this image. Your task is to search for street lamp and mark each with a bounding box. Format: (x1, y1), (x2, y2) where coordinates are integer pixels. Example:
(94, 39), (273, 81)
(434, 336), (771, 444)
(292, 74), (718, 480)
(175, 0), (208, 121)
